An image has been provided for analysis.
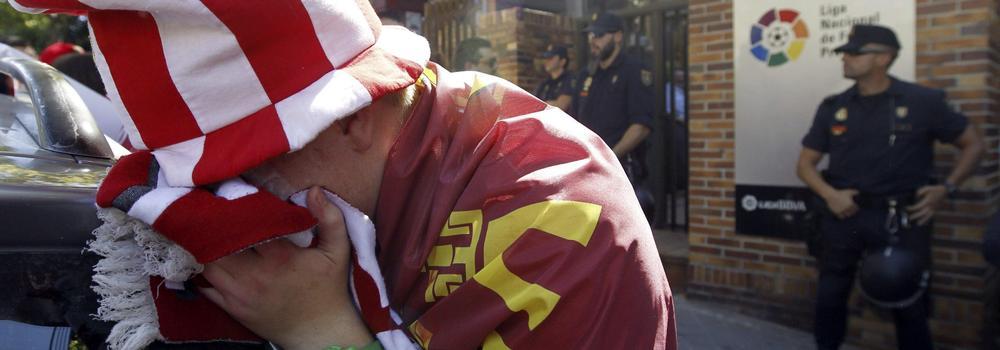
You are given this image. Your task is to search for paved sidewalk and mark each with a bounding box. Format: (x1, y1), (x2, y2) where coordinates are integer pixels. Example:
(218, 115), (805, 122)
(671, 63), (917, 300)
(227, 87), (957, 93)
(675, 295), (860, 350)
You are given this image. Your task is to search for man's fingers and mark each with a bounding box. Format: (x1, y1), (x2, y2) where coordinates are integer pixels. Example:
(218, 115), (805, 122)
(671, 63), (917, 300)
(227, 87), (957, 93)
(198, 284), (253, 322)
(253, 239), (297, 261)
(907, 198), (932, 212)
(198, 286), (228, 310)
(911, 208), (933, 226)
(202, 264), (239, 297)
(915, 186), (932, 198)
(307, 187), (350, 257)
(906, 202), (924, 212)
(211, 249), (260, 277)
(840, 204), (858, 218)
(913, 212), (932, 226)
(835, 206), (857, 220)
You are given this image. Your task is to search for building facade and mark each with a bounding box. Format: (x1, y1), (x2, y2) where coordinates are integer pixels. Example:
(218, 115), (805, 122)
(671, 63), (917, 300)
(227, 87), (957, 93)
(688, 1), (999, 349)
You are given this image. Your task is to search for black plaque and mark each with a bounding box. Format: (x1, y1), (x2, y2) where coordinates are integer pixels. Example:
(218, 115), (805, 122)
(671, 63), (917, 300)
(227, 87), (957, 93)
(735, 184), (816, 240)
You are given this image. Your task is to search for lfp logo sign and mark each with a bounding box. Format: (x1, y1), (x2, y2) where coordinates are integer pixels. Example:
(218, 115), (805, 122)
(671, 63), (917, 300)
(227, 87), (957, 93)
(750, 8), (809, 67)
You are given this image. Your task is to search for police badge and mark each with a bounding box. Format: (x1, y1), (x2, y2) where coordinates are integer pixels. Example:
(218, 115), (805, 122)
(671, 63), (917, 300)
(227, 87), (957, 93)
(641, 70), (653, 87)
(580, 76), (593, 97)
(835, 107), (848, 121)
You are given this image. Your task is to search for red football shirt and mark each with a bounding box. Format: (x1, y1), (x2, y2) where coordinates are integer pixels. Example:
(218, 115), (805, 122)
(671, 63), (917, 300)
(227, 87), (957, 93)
(374, 64), (676, 349)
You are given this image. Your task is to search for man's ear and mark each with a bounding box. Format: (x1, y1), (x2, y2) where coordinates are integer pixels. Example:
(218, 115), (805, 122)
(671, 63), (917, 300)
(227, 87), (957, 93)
(337, 111), (375, 152)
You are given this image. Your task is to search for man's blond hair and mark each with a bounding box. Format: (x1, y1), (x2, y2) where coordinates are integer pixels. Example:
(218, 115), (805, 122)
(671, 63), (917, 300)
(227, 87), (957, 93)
(378, 83), (419, 124)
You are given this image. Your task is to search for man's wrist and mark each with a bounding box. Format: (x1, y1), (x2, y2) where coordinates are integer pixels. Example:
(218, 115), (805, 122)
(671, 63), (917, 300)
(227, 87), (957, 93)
(818, 187), (840, 201)
(943, 182), (959, 198)
(274, 307), (374, 350)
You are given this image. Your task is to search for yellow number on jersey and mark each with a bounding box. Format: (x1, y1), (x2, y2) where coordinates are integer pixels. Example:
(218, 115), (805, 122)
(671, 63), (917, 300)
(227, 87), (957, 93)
(475, 200), (601, 330)
(419, 200), (602, 347)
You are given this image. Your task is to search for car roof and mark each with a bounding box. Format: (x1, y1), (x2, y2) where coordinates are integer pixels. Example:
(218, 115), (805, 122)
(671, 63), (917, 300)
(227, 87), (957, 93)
(0, 94), (108, 188)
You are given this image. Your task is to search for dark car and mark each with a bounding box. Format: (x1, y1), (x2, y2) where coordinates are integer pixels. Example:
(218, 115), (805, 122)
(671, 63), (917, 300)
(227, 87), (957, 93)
(0, 57), (119, 349)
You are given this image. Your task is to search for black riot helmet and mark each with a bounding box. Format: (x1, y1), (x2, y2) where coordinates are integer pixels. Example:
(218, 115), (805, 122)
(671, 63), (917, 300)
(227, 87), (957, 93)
(858, 244), (929, 308)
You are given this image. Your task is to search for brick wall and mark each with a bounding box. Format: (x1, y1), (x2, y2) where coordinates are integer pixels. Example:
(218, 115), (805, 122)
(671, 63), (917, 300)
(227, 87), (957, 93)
(424, 0), (577, 90)
(477, 7), (577, 89)
(686, 0), (999, 349)
(423, 0), (477, 68)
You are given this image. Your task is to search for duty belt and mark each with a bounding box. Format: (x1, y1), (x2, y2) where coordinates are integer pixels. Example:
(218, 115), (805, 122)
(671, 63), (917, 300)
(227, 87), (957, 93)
(852, 193), (916, 209)
(853, 193), (917, 236)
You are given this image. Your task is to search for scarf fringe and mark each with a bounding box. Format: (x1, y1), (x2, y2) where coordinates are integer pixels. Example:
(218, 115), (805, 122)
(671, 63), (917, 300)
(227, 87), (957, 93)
(89, 208), (202, 350)
(89, 202), (417, 349)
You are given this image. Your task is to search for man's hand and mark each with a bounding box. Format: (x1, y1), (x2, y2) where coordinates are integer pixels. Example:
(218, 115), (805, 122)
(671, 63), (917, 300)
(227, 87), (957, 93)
(824, 188), (859, 220)
(907, 185), (948, 226)
(612, 124), (651, 158)
(200, 187), (373, 350)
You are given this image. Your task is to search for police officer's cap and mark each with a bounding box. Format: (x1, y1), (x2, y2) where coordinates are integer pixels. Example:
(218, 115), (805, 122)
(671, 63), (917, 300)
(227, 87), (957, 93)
(541, 44), (569, 59)
(834, 24), (901, 54)
(583, 13), (624, 36)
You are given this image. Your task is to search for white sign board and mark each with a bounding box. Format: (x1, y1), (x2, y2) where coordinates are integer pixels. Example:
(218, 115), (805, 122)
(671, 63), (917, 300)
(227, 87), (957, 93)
(733, 0), (915, 186)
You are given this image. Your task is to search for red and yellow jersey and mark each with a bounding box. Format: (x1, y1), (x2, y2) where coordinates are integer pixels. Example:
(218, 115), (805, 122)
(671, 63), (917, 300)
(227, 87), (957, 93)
(374, 63), (676, 349)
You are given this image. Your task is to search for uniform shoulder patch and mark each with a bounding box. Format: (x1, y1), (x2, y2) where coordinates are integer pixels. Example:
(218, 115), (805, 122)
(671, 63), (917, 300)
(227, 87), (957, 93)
(641, 70), (653, 87)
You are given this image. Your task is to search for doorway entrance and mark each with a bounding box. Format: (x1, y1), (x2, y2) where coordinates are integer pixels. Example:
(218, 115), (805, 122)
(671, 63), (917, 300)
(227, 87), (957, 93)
(612, 5), (689, 230)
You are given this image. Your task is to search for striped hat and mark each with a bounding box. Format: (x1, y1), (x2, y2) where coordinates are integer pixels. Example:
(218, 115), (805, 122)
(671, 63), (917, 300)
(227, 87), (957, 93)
(9, 0), (430, 186)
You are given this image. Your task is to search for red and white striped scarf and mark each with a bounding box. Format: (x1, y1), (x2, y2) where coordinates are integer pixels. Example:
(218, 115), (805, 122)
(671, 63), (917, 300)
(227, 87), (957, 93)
(91, 151), (415, 349)
(8, 0), (428, 187)
(4, 1), (431, 348)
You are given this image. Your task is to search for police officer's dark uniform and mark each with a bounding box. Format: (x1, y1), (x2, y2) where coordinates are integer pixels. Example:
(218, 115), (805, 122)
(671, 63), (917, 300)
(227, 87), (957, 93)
(802, 26), (968, 350)
(533, 45), (577, 115)
(984, 212), (1000, 267)
(576, 14), (654, 156)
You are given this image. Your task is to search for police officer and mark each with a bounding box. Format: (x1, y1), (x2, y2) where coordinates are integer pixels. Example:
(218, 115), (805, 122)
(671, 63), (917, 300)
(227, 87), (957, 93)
(534, 44), (576, 115)
(577, 13), (654, 161)
(453, 37), (497, 75)
(796, 25), (984, 350)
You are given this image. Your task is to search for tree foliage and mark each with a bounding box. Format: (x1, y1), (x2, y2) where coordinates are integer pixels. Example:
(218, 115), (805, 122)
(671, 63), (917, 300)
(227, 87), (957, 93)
(0, 5), (90, 51)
